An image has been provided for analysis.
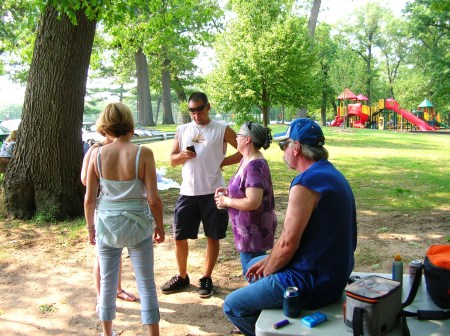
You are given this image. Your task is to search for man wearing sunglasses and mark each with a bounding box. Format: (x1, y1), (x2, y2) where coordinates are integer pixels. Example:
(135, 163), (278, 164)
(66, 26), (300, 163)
(161, 92), (242, 298)
(223, 118), (357, 336)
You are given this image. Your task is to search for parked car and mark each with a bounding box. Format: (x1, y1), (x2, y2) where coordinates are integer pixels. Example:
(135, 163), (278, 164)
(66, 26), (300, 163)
(1, 119), (21, 131)
(0, 125), (11, 142)
(82, 129), (105, 144)
(134, 127), (153, 137)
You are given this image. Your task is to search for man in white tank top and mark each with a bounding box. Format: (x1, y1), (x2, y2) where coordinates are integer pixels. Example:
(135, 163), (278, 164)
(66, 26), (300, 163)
(161, 92), (242, 298)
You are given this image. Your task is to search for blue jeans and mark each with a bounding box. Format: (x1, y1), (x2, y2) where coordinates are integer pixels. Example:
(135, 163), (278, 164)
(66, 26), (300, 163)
(96, 237), (160, 324)
(223, 256), (285, 336)
(239, 251), (266, 276)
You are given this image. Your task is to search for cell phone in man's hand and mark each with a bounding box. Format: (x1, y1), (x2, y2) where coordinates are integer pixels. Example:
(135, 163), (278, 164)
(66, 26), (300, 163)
(186, 145), (196, 153)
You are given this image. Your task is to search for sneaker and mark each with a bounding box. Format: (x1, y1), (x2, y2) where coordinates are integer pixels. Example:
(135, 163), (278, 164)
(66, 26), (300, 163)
(161, 274), (190, 294)
(198, 276), (213, 298)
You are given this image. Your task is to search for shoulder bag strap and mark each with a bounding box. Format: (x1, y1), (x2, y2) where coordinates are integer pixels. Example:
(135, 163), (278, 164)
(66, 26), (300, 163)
(352, 307), (365, 336)
(402, 264), (423, 308)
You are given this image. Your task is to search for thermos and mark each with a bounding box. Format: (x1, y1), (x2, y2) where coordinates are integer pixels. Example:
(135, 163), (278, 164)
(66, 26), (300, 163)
(392, 254), (403, 284)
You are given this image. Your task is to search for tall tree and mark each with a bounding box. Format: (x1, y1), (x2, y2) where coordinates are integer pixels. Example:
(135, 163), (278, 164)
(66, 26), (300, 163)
(207, 0), (318, 126)
(314, 23), (338, 125)
(4, 3), (99, 219)
(135, 48), (153, 125)
(308, 0), (321, 37)
(337, 2), (385, 102)
(161, 51), (174, 124)
(377, 14), (410, 99)
(104, 0), (222, 125)
(0, 0), (39, 81)
(404, 0), (450, 111)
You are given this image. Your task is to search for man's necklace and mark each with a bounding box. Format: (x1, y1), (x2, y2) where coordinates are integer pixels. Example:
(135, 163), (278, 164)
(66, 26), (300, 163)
(192, 125), (209, 143)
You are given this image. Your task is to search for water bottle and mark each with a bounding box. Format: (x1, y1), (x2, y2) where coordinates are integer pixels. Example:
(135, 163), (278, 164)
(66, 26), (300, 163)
(392, 254), (403, 284)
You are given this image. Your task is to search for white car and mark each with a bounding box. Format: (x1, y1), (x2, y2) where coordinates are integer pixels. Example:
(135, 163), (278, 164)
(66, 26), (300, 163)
(82, 129), (105, 144)
(1, 119), (22, 131)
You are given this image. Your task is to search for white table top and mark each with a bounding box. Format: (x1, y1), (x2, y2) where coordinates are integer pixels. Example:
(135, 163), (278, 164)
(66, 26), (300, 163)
(255, 272), (450, 336)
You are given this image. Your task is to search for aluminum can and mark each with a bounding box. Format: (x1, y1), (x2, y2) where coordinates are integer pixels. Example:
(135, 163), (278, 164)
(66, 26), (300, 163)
(409, 259), (422, 286)
(216, 192), (226, 210)
(283, 286), (301, 318)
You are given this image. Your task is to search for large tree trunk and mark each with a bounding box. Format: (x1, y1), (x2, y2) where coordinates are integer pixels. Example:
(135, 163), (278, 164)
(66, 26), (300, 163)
(308, 0), (322, 38)
(320, 90), (327, 126)
(161, 54), (174, 124)
(173, 76), (191, 124)
(135, 48), (155, 126)
(296, 108), (307, 119)
(156, 97), (162, 124)
(3, 7), (96, 220)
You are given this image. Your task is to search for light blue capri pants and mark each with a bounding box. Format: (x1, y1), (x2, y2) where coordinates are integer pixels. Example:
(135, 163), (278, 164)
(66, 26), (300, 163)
(96, 236), (160, 324)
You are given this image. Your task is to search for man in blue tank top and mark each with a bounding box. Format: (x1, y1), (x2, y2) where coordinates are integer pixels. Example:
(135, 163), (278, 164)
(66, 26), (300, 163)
(223, 118), (357, 336)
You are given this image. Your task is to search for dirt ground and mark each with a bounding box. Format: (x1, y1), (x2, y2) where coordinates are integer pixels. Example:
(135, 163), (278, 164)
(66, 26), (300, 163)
(0, 202), (449, 335)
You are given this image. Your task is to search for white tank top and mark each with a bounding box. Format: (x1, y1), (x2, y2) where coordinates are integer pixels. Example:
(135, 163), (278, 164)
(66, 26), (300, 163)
(177, 120), (227, 195)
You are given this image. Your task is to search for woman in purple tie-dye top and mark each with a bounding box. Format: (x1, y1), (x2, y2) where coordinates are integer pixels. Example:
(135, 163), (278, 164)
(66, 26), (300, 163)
(215, 122), (277, 275)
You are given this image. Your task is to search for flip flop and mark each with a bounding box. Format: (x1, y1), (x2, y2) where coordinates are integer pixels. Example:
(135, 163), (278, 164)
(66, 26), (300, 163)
(231, 325), (242, 334)
(116, 289), (136, 302)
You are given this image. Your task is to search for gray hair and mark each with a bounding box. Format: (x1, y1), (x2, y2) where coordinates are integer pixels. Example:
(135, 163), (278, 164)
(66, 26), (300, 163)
(300, 143), (329, 161)
(245, 122), (272, 150)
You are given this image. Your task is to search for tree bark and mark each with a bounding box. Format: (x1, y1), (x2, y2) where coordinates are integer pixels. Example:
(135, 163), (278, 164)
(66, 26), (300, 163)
(173, 76), (191, 124)
(320, 90), (327, 126)
(308, 0), (322, 38)
(3, 7), (96, 220)
(173, 76), (187, 102)
(161, 54), (174, 124)
(296, 108), (307, 119)
(156, 97), (161, 124)
(135, 48), (155, 126)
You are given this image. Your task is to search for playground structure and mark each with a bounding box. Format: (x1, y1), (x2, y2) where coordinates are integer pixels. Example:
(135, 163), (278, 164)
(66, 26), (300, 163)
(331, 88), (446, 131)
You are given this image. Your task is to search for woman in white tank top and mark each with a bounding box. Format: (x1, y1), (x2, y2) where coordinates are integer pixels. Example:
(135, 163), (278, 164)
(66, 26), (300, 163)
(84, 102), (164, 336)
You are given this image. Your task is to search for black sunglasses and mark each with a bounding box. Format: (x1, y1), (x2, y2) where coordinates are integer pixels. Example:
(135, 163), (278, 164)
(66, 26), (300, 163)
(279, 139), (291, 151)
(188, 104), (206, 113)
(245, 121), (253, 131)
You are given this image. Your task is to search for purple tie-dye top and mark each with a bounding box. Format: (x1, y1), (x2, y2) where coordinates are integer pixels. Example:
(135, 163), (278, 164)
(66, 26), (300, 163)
(228, 158), (277, 252)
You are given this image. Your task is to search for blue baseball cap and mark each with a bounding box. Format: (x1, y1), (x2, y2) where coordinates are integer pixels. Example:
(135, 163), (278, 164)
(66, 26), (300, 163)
(275, 118), (325, 146)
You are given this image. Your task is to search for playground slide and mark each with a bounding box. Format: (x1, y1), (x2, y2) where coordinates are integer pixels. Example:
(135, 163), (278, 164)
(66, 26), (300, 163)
(348, 104), (369, 128)
(331, 115), (344, 127)
(384, 98), (435, 131)
(435, 121), (448, 129)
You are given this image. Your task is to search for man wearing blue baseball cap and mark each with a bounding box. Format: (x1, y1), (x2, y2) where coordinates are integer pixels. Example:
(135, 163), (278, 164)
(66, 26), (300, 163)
(223, 118), (357, 336)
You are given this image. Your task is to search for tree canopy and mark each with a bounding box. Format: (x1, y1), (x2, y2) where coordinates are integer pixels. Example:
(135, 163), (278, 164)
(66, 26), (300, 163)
(206, 0), (318, 126)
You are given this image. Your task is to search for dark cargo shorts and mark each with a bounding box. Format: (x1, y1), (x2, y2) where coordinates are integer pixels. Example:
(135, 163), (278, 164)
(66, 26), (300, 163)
(173, 194), (229, 240)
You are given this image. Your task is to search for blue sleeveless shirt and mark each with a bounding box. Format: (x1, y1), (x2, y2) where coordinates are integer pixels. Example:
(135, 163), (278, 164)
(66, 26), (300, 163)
(276, 159), (357, 308)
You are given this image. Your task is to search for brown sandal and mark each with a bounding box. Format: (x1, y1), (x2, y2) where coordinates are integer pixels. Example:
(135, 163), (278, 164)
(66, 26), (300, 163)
(116, 289), (136, 302)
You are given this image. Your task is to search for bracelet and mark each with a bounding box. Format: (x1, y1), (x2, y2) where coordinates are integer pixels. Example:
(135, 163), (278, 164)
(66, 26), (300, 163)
(86, 226), (95, 231)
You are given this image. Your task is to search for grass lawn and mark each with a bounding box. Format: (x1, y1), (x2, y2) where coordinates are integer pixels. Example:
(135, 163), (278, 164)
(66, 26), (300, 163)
(151, 125), (450, 215)
(149, 125), (450, 270)
(2, 125), (449, 266)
